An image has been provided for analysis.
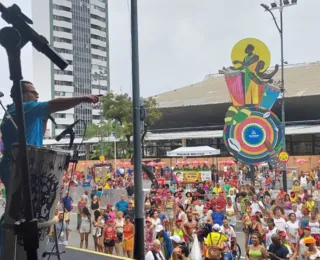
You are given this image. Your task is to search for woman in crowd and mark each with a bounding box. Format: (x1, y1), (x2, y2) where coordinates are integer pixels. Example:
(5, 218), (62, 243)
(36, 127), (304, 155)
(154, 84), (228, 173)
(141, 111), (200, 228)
(91, 195), (99, 212)
(79, 207), (91, 249)
(114, 211), (125, 256)
(77, 195), (87, 230)
(103, 219), (116, 254)
(297, 226), (312, 260)
(309, 210), (320, 246)
(92, 210), (104, 252)
(122, 215), (134, 258)
(245, 232), (267, 260)
(285, 212), (299, 246)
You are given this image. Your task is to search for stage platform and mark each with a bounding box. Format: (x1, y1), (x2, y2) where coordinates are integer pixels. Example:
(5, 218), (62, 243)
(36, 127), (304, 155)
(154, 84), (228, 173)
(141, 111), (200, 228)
(61, 246), (132, 260)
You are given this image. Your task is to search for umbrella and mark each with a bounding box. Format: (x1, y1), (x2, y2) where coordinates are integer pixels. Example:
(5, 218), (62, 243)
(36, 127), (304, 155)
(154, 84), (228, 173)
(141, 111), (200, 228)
(156, 162), (166, 166)
(191, 160), (199, 165)
(147, 161), (157, 167)
(294, 159), (308, 164)
(225, 160), (236, 165)
(218, 161), (227, 164)
(180, 160), (190, 165)
(201, 160), (211, 165)
(118, 161), (131, 167)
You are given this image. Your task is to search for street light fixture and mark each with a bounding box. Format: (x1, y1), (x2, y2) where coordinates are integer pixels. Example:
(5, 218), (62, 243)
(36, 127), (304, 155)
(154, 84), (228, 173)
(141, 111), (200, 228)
(260, 0), (297, 192)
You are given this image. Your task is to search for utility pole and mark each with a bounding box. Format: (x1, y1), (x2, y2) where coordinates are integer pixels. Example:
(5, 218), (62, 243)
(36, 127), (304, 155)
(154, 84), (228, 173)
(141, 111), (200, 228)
(130, 0), (144, 259)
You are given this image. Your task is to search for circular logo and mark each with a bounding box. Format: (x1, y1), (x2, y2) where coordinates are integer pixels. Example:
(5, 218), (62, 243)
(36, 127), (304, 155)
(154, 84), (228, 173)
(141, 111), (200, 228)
(243, 124), (265, 147)
(99, 155), (105, 161)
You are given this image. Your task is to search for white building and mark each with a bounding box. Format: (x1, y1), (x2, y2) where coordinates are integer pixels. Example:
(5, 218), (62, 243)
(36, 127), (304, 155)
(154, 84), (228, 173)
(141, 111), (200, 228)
(31, 0), (110, 138)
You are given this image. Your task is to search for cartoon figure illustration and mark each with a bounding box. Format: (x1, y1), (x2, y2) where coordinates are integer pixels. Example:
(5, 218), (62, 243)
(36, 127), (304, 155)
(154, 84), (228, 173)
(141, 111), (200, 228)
(221, 38), (283, 168)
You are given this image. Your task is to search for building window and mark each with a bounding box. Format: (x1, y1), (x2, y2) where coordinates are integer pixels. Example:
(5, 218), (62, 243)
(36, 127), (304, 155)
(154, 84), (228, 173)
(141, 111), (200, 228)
(55, 91), (66, 96)
(91, 34), (106, 42)
(92, 64), (107, 71)
(54, 80), (73, 86)
(53, 26), (72, 33)
(90, 14), (106, 22)
(92, 115), (101, 120)
(54, 69), (73, 76)
(53, 15), (71, 23)
(55, 48), (73, 54)
(91, 4), (105, 12)
(91, 24), (105, 31)
(53, 4), (72, 12)
(53, 36), (72, 44)
(92, 54), (107, 61)
(91, 44), (106, 52)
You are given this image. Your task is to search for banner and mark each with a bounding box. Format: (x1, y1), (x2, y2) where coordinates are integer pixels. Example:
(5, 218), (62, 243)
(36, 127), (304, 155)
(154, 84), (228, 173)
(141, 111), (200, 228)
(173, 170), (211, 183)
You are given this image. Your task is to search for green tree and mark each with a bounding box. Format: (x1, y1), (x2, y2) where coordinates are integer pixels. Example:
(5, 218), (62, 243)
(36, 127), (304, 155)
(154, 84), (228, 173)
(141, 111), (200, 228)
(101, 93), (162, 146)
(85, 120), (122, 158)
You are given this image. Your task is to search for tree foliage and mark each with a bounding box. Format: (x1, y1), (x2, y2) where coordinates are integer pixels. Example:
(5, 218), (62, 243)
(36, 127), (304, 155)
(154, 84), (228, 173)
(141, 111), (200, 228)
(101, 92), (162, 146)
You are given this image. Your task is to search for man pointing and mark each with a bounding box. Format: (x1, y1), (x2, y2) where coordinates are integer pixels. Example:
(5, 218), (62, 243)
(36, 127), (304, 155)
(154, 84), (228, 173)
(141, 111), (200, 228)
(0, 80), (100, 189)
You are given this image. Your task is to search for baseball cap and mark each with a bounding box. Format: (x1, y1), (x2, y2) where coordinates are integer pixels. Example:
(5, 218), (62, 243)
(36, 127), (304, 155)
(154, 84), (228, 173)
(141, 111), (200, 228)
(169, 235), (181, 244)
(278, 231), (286, 237)
(305, 226), (311, 231)
(212, 224), (220, 231)
(155, 225), (164, 233)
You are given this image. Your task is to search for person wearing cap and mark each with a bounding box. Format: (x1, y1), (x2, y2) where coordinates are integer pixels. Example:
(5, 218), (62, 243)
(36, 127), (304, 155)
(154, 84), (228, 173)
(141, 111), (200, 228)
(155, 224), (173, 260)
(170, 234), (181, 248)
(172, 219), (185, 243)
(278, 230), (297, 260)
(106, 204), (115, 221)
(205, 224), (228, 260)
(145, 239), (166, 260)
(303, 236), (320, 259)
(297, 226), (312, 259)
(212, 205), (225, 226)
(103, 218), (116, 254)
(268, 234), (289, 260)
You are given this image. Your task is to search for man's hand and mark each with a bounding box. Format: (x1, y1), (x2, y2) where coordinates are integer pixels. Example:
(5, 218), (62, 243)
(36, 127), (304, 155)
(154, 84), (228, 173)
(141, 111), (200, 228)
(83, 95), (100, 104)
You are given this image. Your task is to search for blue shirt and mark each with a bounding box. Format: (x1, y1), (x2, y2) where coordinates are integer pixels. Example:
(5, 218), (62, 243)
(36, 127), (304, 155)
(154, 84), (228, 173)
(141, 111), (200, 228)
(212, 212), (225, 226)
(115, 200), (128, 212)
(61, 196), (73, 212)
(0, 101), (48, 186)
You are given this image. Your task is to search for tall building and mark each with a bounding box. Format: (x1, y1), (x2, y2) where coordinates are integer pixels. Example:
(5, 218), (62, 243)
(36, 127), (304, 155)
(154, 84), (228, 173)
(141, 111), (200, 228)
(31, 0), (110, 138)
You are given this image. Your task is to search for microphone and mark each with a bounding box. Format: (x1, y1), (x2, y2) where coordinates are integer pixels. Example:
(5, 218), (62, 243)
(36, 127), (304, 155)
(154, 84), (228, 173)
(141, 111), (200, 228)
(55, 120), (80, 141)
(47, 115), (57, 126)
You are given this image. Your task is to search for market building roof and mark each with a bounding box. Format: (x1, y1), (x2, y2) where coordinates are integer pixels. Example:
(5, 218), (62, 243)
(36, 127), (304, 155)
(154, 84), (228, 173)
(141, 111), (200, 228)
(153, 62), (320, 108)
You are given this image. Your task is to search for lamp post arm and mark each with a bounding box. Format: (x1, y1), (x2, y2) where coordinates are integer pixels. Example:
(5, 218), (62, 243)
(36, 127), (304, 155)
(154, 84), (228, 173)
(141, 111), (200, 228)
(267, 9), (282, 34)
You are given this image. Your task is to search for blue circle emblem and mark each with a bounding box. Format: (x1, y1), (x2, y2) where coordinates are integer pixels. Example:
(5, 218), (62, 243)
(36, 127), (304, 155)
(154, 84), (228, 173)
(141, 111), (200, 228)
(243, 124), (265, 146)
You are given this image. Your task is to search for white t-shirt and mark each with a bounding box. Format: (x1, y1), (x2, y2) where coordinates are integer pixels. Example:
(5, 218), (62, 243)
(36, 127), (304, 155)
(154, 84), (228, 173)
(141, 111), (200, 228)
(145, 250), (165, 260)
(274, 217), (286, 231)
(224, 166), (228, 172)
(250, 201), (264, 215)
(195, 205), (204, 217)
(265, 227), (278, 249)
(285, 221), (299, 243)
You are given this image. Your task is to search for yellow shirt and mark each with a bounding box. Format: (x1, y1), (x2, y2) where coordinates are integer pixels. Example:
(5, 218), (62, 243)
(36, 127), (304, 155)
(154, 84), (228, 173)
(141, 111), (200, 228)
(49, 215), (59, 236)
(289, 197), (296, 203)
(104, 183), (110, 189)
(305, 200), (315, 212)
(213, 187), (222, 194)
(205, 232), (227, 258)
(292, 185), (300, 194)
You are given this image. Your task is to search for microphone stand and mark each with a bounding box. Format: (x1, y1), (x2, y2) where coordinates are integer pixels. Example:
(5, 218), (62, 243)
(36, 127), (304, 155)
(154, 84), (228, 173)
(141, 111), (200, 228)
(0, 3), (68, 260)
(0, 100), (17, 130)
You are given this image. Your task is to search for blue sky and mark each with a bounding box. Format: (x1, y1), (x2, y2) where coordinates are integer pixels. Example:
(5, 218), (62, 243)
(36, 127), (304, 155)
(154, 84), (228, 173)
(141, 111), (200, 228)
(0, 0), (319, 109)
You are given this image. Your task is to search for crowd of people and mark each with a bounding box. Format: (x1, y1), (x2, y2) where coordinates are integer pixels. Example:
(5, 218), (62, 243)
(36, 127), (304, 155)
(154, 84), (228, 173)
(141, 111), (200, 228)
(50, 164), (320, 260)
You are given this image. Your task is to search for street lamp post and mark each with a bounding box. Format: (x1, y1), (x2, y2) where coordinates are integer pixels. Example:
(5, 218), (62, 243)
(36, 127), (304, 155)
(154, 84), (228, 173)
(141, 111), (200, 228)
(261, 0), (297, 192)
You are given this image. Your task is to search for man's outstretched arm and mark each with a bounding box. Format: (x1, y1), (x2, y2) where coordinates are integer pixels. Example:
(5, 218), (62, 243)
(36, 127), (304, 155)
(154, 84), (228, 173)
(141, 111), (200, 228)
(47, 95), (99, 114)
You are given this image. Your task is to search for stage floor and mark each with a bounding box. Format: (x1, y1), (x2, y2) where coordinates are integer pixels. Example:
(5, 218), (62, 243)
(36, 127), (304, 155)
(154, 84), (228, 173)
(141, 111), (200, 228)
(61, 246), (132, 260)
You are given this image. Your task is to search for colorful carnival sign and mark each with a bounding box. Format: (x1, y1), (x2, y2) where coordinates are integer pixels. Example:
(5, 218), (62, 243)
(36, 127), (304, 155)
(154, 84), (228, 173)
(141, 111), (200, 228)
(173, 171), (211, 183)
(220, 38), (283, 167)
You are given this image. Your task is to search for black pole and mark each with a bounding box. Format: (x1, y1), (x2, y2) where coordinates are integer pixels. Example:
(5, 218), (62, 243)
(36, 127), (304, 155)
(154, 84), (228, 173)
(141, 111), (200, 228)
(250, 165), (255, 187)
(279, 0), (287, 192)
(130, 0), (144, 259)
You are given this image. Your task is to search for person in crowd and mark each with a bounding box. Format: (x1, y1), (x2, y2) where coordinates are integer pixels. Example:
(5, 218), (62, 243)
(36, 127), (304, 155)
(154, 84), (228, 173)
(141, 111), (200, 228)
(122, 215), (134, 258)
(114, 211), (125, 256)
(155, 224), (173, 260)
(145, 219), (154, 254)
(115, 195), (129, 213)
(245, 232), (267, 260)
(92, 210), (104, 252)
(278, 231), (297, 260)
(268, 234), (289, 260)
(106, 204), (115, 221)
(285, 212), (299, 246)
(124, 201), (135, 222)
(145, 239), (166, 260)
(309, 211), (320, 246)
(183, 212), (197, 247)
(79, 207), (91, 249)
(103, 219), (116, 254)
(60, 191), (73, 243)
(297, 226), (312, 259)
(91, 195), (99, 212)
(303, 236), (320, 259)
(77, 195), (87, 230)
